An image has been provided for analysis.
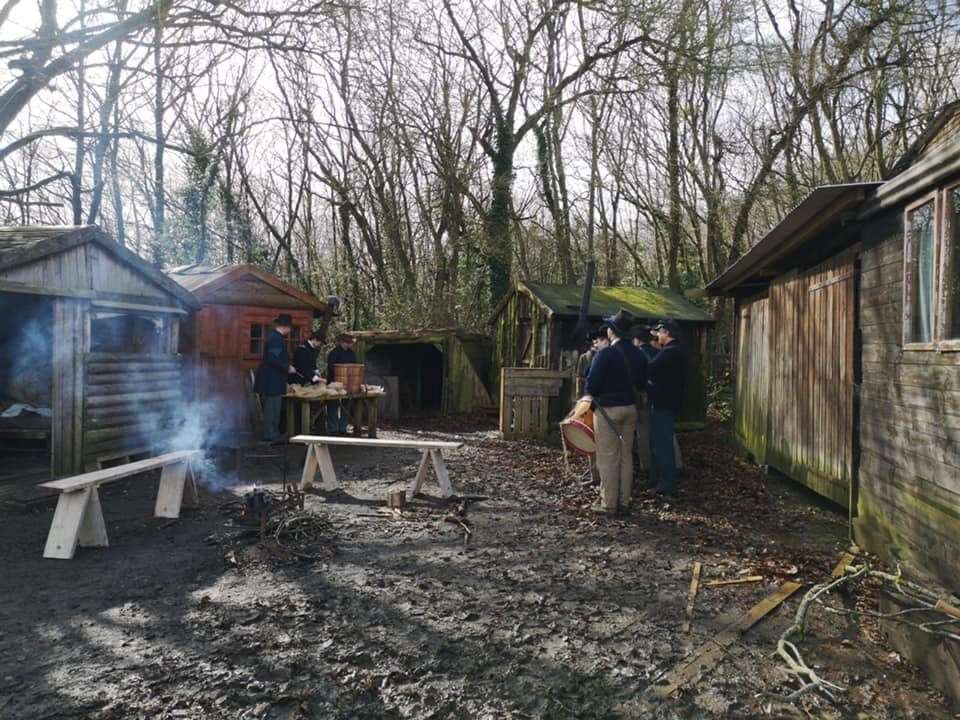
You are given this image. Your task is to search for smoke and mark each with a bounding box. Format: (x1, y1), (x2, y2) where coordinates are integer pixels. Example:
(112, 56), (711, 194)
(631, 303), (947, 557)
(0, 299), (53, 408)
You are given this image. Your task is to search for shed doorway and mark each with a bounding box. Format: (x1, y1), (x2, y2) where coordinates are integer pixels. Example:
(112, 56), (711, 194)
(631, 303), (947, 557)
(364, 343), (444, 412)
(0, 292), (54, 494)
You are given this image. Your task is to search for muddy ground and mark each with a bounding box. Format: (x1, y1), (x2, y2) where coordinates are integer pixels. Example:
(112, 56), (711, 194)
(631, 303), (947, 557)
(0, 418), (955, 719)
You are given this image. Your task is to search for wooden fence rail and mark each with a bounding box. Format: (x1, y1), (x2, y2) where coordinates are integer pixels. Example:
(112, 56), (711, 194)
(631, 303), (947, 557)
(499, 368), (568, 440)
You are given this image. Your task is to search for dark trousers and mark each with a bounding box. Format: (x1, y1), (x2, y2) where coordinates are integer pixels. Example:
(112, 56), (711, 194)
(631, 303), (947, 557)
(650, 408), (677, 493)
(261, 395), (282, 441)
(326, 400), (349, 434)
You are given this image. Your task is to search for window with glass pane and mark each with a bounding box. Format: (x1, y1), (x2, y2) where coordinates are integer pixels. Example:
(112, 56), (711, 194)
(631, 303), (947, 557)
(249, 324), (264, 355)
(908, 201), (936, 343)
(948, 187), (960, 340)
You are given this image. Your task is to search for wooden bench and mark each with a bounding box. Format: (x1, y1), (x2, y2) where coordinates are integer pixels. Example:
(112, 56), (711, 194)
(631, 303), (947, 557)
(37, 450), (200, 560)
(291, 435), (463, 499)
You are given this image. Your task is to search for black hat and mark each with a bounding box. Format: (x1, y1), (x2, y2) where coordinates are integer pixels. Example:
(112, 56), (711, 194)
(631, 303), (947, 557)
(310, 330), (326, 342)
(653, 319), (681, 338)
(587, 327), (605, 341)
(602, 309), (638, 338)
(273, 313), (294, 327)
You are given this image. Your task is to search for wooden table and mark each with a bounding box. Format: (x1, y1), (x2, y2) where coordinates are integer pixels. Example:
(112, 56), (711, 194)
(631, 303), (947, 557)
(284, 392), (383, 438)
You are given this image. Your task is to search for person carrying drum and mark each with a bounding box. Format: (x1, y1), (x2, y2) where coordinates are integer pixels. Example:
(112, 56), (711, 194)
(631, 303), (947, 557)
(582, 309), (647, 515)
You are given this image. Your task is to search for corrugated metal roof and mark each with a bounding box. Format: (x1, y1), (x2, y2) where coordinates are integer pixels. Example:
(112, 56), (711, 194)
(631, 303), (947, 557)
(522, 282), (714, 323)
(706, 183), (882, 295)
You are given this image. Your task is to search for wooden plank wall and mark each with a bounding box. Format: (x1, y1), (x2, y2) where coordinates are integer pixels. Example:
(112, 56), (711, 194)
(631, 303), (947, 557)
(446, 335), (495, 414)
(83, 352), (185, 469)
(491, 292), (549, 398)
(766, 254), (855, 507)
(499, 368), (567, 440)
(855, 208), (960, 592)
(733, 297), (770, 462)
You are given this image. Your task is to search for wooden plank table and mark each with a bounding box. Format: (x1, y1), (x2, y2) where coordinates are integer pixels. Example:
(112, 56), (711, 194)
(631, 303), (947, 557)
(284, 392), (383, 438)
(291, 435), (462, 499)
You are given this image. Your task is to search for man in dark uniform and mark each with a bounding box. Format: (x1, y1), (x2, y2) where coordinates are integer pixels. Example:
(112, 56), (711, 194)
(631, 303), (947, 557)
(647, 319), (686, 495)
(583, 310), (647, 515)
(326, 333), (357, 434)
(254, 314), (295, 442)
(292, 330), (325, 384)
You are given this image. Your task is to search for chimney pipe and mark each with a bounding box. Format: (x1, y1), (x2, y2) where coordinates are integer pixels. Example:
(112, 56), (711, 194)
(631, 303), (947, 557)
(572, 260), (596, 344)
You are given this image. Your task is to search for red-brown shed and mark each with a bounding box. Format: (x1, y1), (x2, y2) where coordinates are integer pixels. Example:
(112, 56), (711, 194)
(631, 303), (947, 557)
(168, 264), (330, 431)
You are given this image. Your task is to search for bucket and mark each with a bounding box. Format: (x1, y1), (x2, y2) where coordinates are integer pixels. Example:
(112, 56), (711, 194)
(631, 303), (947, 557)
(334, 363), (364, 393)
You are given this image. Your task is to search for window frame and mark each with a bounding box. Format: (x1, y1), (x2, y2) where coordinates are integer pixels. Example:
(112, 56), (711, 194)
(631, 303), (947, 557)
(938, 181), (960, 352)
(902, 191), (941, 351)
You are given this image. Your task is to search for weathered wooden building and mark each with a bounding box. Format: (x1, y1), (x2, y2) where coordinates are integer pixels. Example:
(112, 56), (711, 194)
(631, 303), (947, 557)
(490, 282), (715, 426)
(351, 329), (493, 415)
(0, 226), (199, 477)
(708, 103), (960, 594)
(167, 264), (330, 431)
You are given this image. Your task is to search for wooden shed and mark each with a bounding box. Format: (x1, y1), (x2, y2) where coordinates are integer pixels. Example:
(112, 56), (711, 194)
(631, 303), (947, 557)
(490, 282), (715, 427)
(707, 103), (960, 594)
(0, 225), (199, 480)
(167, 264), (330, 432)
(351, 328), (493, 415)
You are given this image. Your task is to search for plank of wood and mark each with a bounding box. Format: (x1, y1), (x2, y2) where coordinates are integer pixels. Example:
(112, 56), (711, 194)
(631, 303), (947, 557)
(703, 576), (763, 587)
(43, 488), (91, 560)
(154, 460), (188, 518)
(315, 444), (338, 490)
(408, 450), (431, 499)
(300, 444), (319, 490)
(650, 580), (803, 698)
(681, 561), (702, 633)
(430, 449), (455, 497)
(290, 435), (462, 450)
(77, 487), (109, 548)
(38, 450), (199, 491)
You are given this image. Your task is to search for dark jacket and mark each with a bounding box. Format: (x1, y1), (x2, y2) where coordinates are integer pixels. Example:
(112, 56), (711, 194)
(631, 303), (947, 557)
(647, 340), (686, 412)
(292, 340), (320, 383)
(254, 330), (290, 396)
(326, 346), (357, 381)
(585, 341), (647, 408)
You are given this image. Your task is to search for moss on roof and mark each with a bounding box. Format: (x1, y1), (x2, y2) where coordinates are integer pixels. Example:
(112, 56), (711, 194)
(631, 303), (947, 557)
(523, 282), (713, 323)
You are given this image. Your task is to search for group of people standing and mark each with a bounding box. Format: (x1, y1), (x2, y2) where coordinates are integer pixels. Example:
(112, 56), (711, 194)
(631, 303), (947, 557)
(577, 309), (687, 515)
(252, 313), (358, 441)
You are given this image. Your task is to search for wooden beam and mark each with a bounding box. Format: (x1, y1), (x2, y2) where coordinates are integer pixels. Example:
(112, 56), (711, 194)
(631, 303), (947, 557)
(650, 581), (803, 698)
(682, 561), (702, 633)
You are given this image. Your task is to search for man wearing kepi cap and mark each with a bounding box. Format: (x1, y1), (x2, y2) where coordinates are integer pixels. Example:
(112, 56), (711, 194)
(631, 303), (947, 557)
(254, 314), (296, 442)
(583, 309), (647, 514)
(647, 319), (686, 495)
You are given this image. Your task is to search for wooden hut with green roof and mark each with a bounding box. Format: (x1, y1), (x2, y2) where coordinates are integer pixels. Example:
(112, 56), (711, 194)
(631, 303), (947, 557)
(490, 281), (714, 427)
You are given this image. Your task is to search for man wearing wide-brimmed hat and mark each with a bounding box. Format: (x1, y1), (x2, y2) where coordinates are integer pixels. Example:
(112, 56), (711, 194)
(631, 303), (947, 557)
(647, 319), (686, 495)
(254, 314), (296, 442)
(582, 309), (648, 515)
(325, 333), (357, 434)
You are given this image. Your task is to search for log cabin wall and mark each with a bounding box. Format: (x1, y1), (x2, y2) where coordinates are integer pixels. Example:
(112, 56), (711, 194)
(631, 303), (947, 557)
(193, 304), (313, 431)
(854, 205), (960, 592)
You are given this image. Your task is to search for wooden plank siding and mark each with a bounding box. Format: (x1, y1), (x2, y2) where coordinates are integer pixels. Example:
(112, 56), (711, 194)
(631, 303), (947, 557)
(733, 297), (770, 462)
(763, 253), (856, 507)
(51, 298), (87, 476)
(499, 368), (567, 440)
(853, 207), (960, 592)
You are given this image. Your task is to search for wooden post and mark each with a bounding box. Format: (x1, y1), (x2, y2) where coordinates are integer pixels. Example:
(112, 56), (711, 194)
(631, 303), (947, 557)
(300, 445), (319, 490)
(408, 450), (431, 499)
(155, 460), (188, 518)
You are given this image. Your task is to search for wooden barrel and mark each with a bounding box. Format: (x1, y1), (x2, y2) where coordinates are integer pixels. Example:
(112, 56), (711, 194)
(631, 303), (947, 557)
(334, 363), (364, 393)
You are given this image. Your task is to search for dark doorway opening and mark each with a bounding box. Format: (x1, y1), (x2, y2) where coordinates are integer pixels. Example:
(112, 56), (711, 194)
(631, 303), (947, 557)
(0, 292), (54, 494)
(364, 343), (444, 412)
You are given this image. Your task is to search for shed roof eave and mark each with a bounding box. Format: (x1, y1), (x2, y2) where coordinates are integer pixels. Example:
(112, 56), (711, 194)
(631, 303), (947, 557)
(706, 182), (882, 296)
